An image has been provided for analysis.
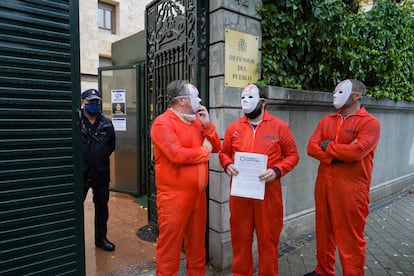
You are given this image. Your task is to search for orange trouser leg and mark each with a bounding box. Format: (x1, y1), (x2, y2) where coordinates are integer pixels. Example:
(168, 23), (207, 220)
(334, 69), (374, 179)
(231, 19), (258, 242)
(315, 180), (336, 276)
(230, 197), (254, 276)
(184, 191), (207, 276)
(333, 181), (369, 276)
(156, 191), (196, 275)
(315, 178), (369, 276)
(255, 196), (283, 275)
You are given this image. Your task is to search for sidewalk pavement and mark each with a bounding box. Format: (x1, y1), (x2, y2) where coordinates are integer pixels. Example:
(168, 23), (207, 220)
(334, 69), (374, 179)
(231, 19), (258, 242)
(116, 191), (414, 276)
(277, 191), (414, 276)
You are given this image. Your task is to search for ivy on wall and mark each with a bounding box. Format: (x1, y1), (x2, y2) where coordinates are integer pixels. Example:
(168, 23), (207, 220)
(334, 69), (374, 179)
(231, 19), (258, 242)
(257, 0), (414, 102)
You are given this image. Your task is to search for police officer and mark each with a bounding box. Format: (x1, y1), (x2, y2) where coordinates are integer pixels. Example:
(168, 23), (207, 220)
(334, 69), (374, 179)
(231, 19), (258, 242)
(81, 88), (116, 251)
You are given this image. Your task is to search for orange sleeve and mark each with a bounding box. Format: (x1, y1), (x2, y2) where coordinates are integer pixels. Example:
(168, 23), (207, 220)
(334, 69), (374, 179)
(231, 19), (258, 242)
(274, 125), (299, 176)
(326, 117), (380, 162)
(307, 119), (336, 165)
(219, 124), (235, 169)
(151, 117), (210, 165)
(203, 122), (221, 153)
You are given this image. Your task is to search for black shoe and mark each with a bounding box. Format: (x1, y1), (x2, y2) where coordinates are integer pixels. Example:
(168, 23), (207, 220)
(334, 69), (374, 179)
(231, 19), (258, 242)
(304, 271), (319, 276)
(95, 238), (115, 251)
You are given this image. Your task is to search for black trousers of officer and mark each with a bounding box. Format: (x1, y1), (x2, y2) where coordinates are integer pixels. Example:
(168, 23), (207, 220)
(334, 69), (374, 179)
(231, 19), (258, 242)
(83, 178), (109, 242)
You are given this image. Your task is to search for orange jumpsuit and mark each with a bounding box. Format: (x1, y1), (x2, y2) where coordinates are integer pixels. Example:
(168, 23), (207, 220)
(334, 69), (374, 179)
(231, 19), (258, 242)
(150, 108), (220, 275)
(219, 110), (299, 275)
(307, 107), (380, 276)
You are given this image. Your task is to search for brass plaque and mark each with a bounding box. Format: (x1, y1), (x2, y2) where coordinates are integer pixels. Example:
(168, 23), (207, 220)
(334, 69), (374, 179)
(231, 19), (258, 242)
(225, 29), (259, 88)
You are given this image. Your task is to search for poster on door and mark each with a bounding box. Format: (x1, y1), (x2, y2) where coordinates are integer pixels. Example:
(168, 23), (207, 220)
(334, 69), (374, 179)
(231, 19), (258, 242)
(111, 89), (126, 115)
(112, 117), (127, 131)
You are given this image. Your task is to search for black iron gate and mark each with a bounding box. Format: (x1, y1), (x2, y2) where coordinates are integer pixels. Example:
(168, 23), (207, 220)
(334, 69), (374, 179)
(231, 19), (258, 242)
(145, 0), (209, 228)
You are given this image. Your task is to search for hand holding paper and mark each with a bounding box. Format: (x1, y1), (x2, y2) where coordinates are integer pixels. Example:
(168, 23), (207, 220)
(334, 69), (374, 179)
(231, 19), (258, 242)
(259, 168), (278, 182)
(226, 163), (239, 176)
(230, 152), (268, 200)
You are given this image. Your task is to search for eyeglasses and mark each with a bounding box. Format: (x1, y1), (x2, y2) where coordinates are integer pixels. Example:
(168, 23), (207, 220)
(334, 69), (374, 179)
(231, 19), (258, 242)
(174, 95), (191, 101)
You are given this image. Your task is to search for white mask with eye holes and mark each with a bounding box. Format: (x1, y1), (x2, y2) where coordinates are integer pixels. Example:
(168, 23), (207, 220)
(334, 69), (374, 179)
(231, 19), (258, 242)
(333, 79), (353, 109)
(187, 84), (202, 113)
(177, 84), (201, 122)
(241, 84), (261, 114)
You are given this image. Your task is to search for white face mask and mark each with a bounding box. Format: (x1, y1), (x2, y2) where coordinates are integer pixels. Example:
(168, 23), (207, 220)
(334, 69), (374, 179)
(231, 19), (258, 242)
(241, 84), (261, 114)
(333, 79), (352, 109)
(187, 84), (202, 113)
(182, 114), (196, 121)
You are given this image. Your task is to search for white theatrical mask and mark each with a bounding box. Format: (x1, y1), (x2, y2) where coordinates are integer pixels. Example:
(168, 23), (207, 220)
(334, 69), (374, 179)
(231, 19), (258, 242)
(187, 84), (202, 113)
(333, 79), (352, 109)
(241, 84), (260, 114)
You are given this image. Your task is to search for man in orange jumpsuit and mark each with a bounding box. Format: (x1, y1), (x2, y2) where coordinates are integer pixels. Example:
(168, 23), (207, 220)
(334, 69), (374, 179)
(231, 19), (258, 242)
(306, 79), (381, 276)
(219, 84), (299, 275)
(150, 80), (220, 275)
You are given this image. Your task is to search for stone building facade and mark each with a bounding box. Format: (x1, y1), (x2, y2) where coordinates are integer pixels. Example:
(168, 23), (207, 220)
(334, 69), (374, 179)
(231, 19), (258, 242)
(79, 0), (151, 91)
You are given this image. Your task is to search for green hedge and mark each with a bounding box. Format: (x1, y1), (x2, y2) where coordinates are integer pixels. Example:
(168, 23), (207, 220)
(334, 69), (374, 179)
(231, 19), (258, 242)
(257, 0), (414, 102)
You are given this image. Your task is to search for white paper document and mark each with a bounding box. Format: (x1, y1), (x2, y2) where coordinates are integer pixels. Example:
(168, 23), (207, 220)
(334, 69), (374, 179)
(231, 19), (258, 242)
(112, 118), (127, 131)
(231, 152), (268, 200)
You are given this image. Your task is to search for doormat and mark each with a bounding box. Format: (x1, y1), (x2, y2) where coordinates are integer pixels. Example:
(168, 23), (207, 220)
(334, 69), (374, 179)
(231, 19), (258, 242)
(135, 195), (148, 208)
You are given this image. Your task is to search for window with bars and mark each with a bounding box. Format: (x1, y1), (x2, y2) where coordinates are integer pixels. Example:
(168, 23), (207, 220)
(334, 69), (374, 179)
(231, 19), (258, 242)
(98, 2), (116, 34)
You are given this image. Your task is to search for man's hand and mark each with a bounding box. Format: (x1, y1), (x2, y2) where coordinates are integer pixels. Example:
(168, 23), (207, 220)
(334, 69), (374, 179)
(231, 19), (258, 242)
(203, 138), (212, 152)
(320, 140), (331, 151)
(225, 163), (239, 177)
(259, 168), (279, 182)
(197, 105), (210, 127)
(331, 158), (344, 164)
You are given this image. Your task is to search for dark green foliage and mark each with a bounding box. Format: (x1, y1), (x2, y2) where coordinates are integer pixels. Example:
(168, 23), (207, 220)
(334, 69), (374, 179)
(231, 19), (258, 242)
(257, 0), (414, 102)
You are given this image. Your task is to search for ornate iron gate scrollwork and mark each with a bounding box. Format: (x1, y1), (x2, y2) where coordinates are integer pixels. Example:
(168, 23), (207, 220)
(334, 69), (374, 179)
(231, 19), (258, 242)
(145, 0), (209, 229)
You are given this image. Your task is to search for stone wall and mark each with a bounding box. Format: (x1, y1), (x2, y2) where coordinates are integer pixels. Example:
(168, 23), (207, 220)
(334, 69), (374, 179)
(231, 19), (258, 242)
(264, 86), (414, 243)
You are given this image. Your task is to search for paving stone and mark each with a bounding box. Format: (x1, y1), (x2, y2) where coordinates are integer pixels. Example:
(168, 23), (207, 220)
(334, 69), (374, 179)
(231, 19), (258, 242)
(367, 269), (392, 276)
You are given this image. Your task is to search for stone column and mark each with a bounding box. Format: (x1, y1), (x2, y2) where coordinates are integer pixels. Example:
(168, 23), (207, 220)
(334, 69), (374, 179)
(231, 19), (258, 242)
(207, 0), (262, 270)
